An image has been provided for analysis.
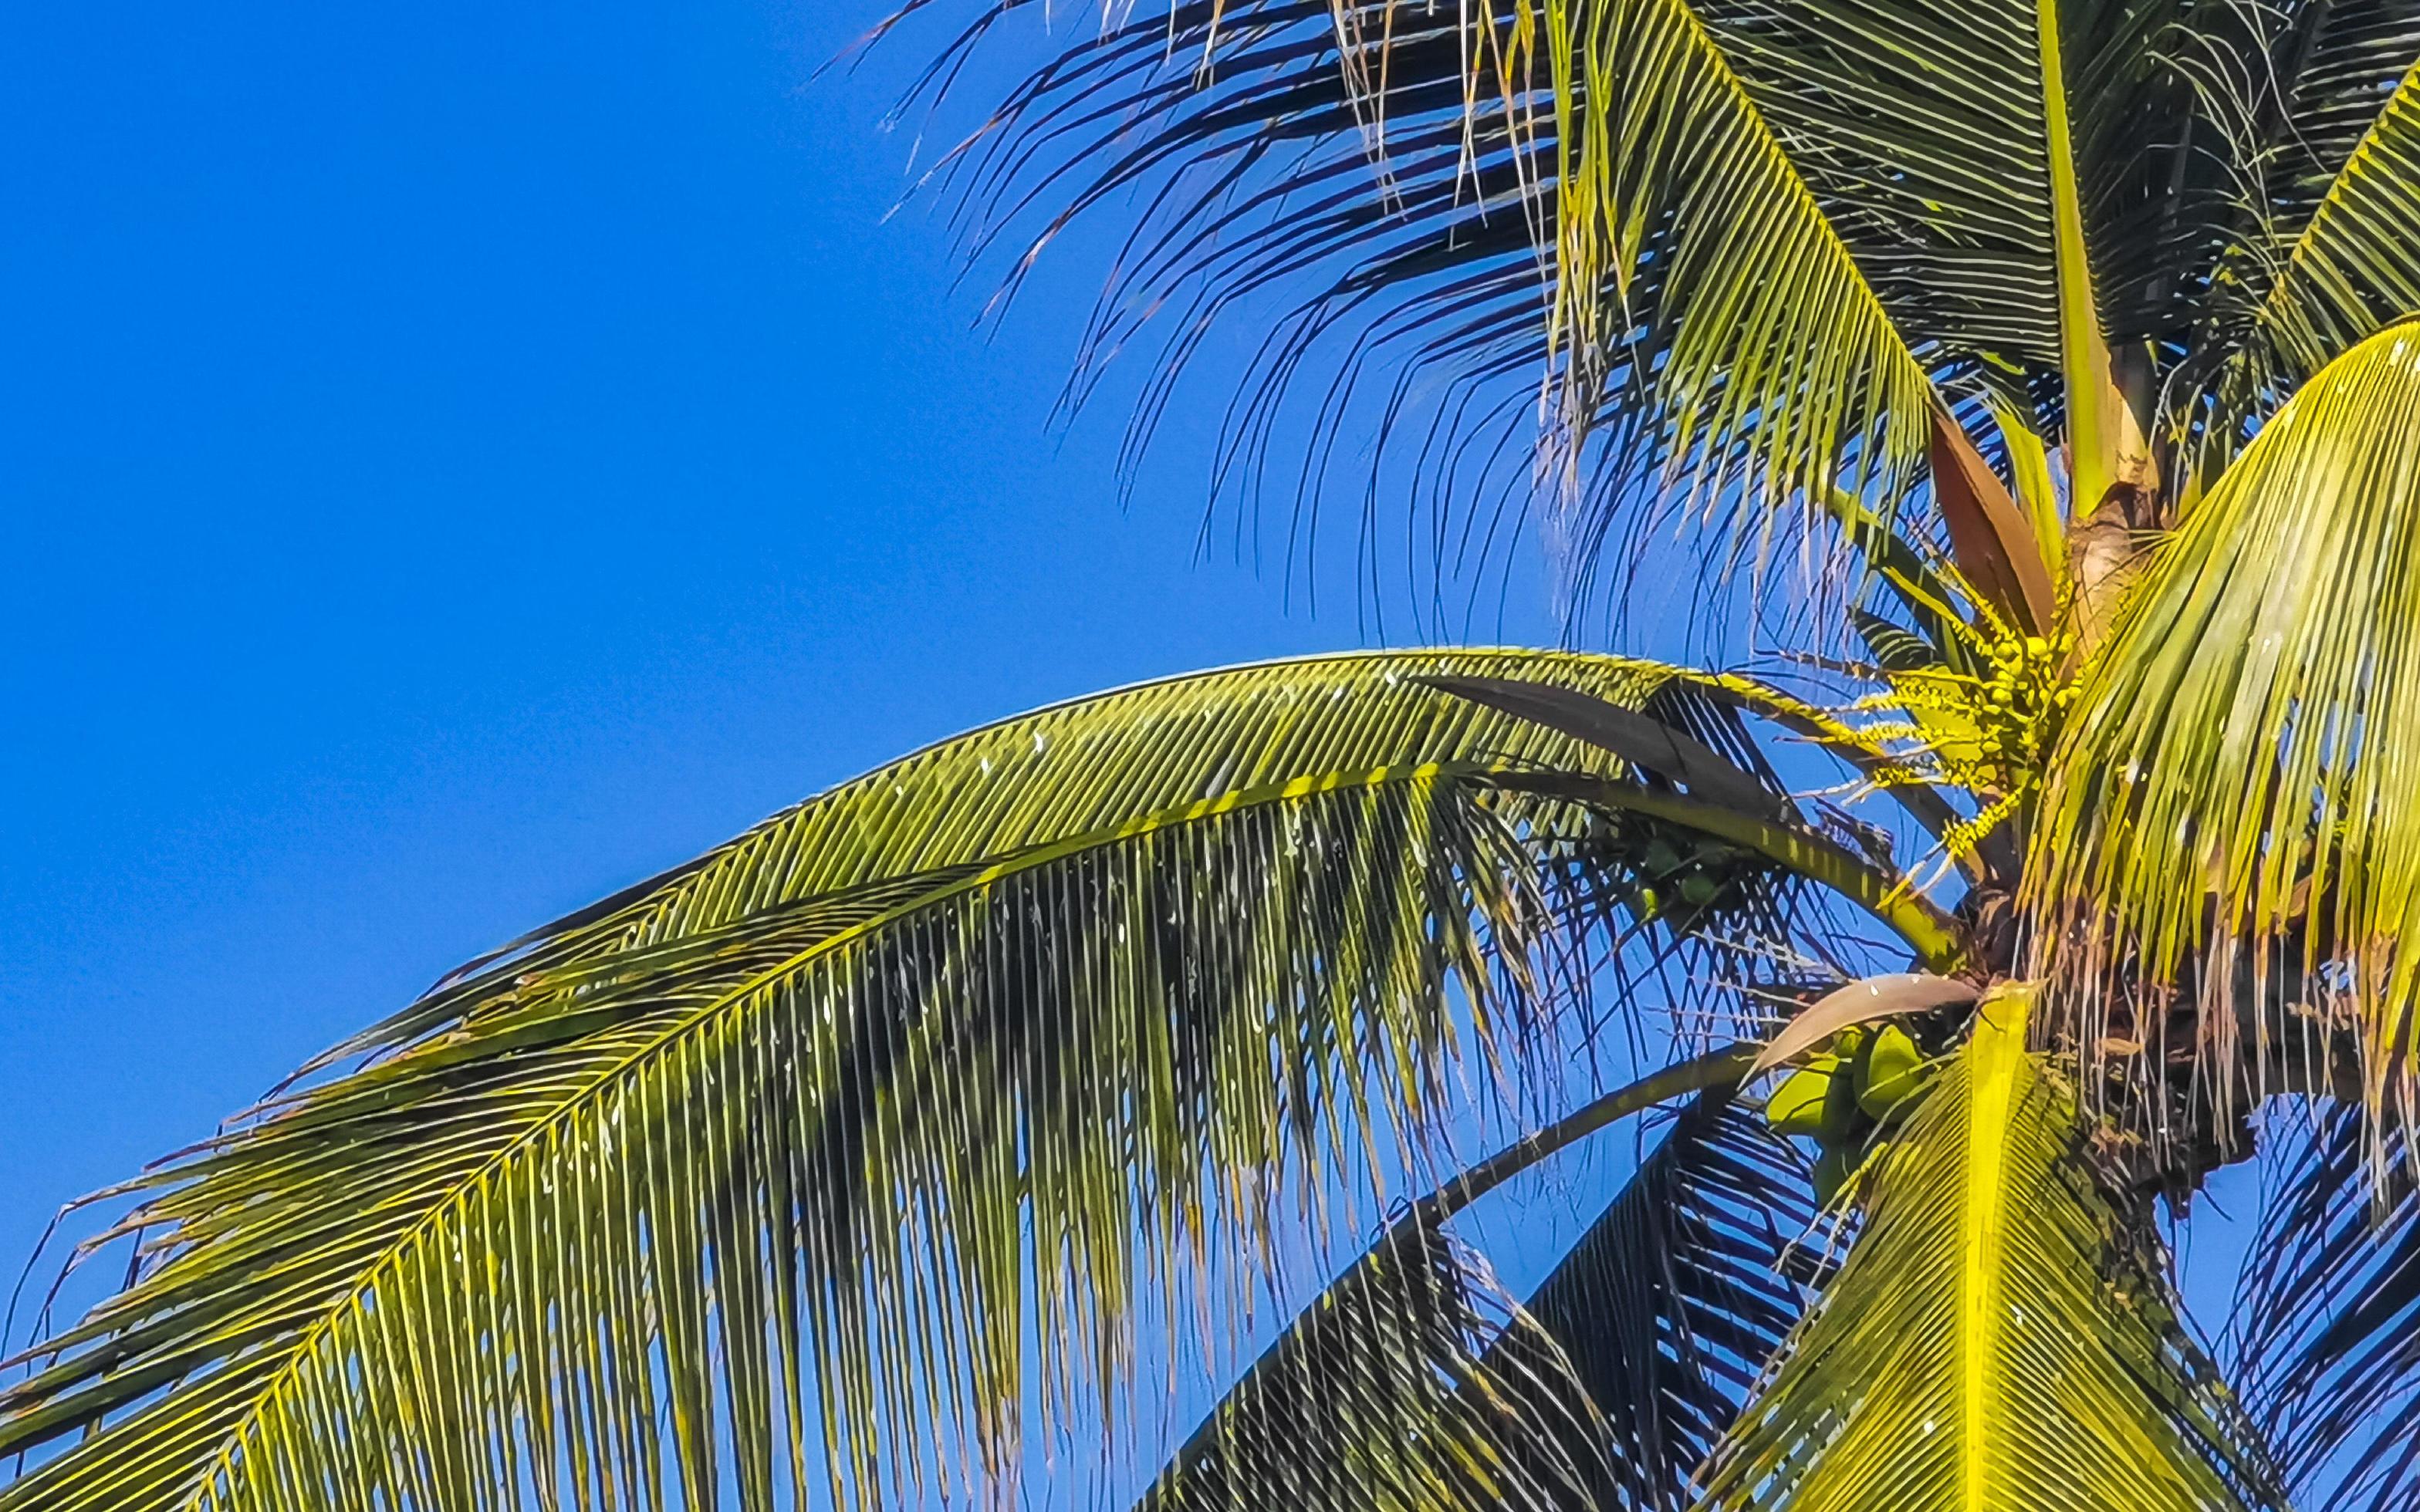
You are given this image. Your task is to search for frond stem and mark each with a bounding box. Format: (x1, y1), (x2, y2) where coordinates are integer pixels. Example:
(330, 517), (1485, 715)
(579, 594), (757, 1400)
(1421, 1044), (1762, 1223)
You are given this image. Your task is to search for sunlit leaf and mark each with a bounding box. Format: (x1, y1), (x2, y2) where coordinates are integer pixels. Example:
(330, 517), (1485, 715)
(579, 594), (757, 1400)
(2031, 319), (2420, 1129)
(0, 650), (1825, 1512)
(1696, 991), (2281, 1510)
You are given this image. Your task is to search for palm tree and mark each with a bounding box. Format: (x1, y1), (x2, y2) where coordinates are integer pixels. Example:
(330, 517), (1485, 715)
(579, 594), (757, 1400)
(13, 0), (2420, 1507)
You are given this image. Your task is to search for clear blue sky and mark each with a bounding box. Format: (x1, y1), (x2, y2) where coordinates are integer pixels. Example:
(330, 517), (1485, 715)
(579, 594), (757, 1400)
(0, 0), (2250, 1473)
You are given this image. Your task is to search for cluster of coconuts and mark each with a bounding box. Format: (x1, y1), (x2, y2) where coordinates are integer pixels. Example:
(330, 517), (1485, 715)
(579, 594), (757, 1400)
(1765, 1023), (1939, 1204)
(1972, 631), (2079, 766)
(1596, 816), (1759, 937)
(1634, 835), (1729, 915)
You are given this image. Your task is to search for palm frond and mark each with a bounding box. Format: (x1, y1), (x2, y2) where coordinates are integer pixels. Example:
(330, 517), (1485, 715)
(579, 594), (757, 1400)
(2247, 55), (2420, 372)
(2030, 319), (2420, 1134)
(2188, 3), (2420, 411)
(1507, 1092), (1813, 1511)
(1132, 1078), (1809, 1512)
(1128, 1055), (1770, 1512)
(2233, 1104), (2420, 1512)
(1696, 991), (2282, 1510)
(2264, 2), (2420, 208)
(1525, 0), (1942, 515)
(2006, 0), (2420, 465)
(2060, 0), (2350, 354)
(904, 0), (2420, 550)
(1134, 1214), (1611, 1512)
(0, 782), (1570, 1510)
(1685, 0), (2062, 376)
(901, 0), (1942, 606)
(1991, 0), (2401, 375)
(307, 650), (1690, 1067)
(0, 651), (1840, 1512)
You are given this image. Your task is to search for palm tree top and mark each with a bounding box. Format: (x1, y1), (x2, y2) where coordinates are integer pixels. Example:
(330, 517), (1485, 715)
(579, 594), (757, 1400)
(13, 2), (2420, 1508)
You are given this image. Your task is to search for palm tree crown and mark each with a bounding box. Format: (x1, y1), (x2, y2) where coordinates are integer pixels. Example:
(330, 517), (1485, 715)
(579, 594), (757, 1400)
(11, 1), (2420, 1508)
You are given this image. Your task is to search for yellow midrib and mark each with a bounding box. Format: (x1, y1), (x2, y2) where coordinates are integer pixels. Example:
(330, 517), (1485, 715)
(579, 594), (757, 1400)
(1960, 993), (2028, 1510)
(2033, 0), (2111, 518)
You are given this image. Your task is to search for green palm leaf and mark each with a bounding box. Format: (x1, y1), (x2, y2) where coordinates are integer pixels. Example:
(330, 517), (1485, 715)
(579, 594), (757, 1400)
(1688, 0), (2060, 372)
(316, 650), (1685, 1064)
(1131, 1072), (1810, 1512)
(0, 651), (1832, 1512)
(2063, 1), (2409, 354)
(1695, 991), (2280, 1510)
(901, 0), (2420, 575)
(1527, 0), (1941, 514)
(1504, 1091), (1813, 1510)
(1134, 1213), (1611, 1512)
(2256, 55), (2420, 370)
(904, 0), (2326, 559)
(2030, 319), (2420, 1126)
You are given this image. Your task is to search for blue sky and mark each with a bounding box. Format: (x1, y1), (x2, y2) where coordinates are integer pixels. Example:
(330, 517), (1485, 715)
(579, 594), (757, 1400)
(1, 0), (2255, 1487)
